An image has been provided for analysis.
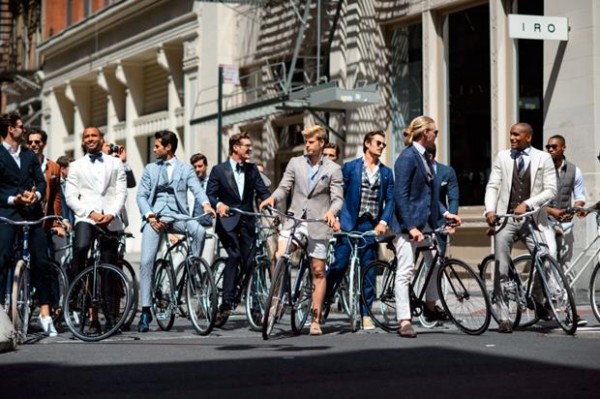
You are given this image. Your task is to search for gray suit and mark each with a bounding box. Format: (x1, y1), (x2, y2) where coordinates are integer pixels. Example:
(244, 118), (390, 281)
(272, 155), (343, 241)
(136, 158), (210, 307)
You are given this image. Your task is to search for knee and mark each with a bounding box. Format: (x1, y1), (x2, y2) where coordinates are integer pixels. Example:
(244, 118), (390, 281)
(312, 264), (326, 280)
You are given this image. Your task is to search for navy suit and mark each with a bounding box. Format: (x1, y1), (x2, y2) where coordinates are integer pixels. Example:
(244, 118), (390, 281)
(206, 160), (270, 305)
(434, 162), (459, 255)
(326, 157), (394, 315)
(0, 145), (52, 306)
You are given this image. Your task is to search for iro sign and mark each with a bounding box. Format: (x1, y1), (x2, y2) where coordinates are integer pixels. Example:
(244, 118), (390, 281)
(508, 14), (569, 41)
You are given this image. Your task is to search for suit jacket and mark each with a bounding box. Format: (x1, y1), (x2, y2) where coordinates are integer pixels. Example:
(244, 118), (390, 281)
(484, 147), (557, 226)
(0, 145), (46, 221)
(43, 158), (62, 229)
(391, 145), (446, 234)
(206, 160), (271, 232)
(137, 157), (208, 229)
(338, 157), (394, 231)
(435, 162), (459, 224)
(271, 155), (343, 240)
(65, 153), (127, 231)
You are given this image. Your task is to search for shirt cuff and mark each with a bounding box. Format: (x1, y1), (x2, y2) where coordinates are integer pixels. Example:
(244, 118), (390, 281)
(8, 196), (15, 205)
(378, 220), (387, 226)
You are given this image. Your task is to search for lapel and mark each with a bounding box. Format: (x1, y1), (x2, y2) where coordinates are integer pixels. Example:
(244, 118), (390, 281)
(170, 158), (182, 187)
(411, 146), (431, 184)
(528, 148), (541, 190)
(306, 157), (327, 199)
(224, 161), (242, 201)
(354, 158), (363, 200)
(0, 145), (20, 176)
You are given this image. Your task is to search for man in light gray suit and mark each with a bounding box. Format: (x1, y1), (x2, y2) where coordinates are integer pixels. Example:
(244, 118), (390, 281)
(136, 130), (215, 332)
(484, 122), (557, 333)
(261, 125), (343, 336)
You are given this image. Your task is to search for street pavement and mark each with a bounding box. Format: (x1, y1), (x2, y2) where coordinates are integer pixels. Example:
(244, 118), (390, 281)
(1, 305), (600, 399)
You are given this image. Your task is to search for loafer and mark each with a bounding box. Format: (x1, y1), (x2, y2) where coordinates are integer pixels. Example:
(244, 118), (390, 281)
(362, 316), (376, 330)
(88, 320), (102, 335)
(137, 311), (153, 333)
(309, 322), (322, 336)
(535, 302), (552, 321)
(398, 323), (417, 338)
(215, 303), (232, 325)
(423, 305), (449, 322)
(497, 320), (513, 334)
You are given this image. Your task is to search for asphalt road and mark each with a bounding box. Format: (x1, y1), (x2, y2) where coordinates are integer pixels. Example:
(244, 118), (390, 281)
(2, 308), (600, 399)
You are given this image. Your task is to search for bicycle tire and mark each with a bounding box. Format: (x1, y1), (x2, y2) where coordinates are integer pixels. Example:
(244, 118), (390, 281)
(119, 259), (138, 331)
(262, 257), (288, 340)
(152, 259), (176, 331)
(348, 258), (361, 332)
(590, 262), (600, 323)
(290, 254), (312, 334)
(511, 254), (539, 329)
(11, 260), (31, 340)
(175, 261), (189, 318)
(479, 254), (521, 328)
(63, 263), (132, 342)
(538, 255), (577, 335)
(361, 260), (398, 332)
(211, 257), (229, 328)
(245, 259), (271, 331)
(438, 259), (491, 335)
(187, 256), (218, 335)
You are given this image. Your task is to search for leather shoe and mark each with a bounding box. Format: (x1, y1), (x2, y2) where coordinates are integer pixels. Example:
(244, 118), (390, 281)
(423, 305), (449, 322)
(497, 320), (512, 333)
(137, 312), (153, 333)
(535, 302), (552, 321)
(215, 303), (232, 325)
(398, 323), (417, 338)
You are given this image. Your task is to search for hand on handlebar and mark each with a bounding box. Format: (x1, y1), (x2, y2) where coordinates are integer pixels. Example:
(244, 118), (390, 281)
(259, 197), (275, 212)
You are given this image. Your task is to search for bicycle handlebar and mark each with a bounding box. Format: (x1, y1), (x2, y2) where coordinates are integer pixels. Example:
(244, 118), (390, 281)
(0, 214), (63, 227)
(265, 205), (325, 224)
(155, 212), (213, 224)
(228, 207), (277, 219)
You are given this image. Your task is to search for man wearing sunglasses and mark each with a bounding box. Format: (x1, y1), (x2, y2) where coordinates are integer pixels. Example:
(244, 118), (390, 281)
(324, 130), (394, 330)
(544, 135), (587, 326)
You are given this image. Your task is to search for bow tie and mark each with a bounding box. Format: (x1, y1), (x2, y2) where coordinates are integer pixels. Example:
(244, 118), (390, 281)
(89, 153), (103, 163)
(236, 163), (244, 173)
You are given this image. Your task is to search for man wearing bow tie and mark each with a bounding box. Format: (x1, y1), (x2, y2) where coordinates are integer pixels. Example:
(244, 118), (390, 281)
(206, 132), (271, 325)
(484, 122), (557, 333)
(65, 127), (128, 278)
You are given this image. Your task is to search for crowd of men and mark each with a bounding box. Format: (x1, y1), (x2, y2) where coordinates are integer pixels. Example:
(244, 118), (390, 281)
(0, 111), (591, 338)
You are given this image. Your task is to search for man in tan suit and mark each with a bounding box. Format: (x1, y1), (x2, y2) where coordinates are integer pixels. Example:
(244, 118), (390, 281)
(484, 122), (557, 333)
(261, 125), (343, 335)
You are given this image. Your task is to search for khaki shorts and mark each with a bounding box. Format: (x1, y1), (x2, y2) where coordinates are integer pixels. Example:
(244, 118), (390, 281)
(278, 221), (329, 260)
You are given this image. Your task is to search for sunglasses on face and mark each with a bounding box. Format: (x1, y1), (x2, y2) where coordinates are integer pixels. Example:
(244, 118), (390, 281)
(27, 140), (42, 145)
(373, 140), (387, 148)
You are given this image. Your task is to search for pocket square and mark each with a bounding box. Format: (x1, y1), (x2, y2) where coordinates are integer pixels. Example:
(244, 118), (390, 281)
(441, 181), (448, 186)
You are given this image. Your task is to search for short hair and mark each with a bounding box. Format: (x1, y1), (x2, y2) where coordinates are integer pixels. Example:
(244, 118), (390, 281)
(514, 122), (534, 135)
(56, 155), (73, 168)
(190, 153), (208, 166)
(0, 112), (22, 138)
(82, 126), (105, 137)
(324, 142), (340, 157)
(363, 130), (385, 153)
(154, 130), (178, 153)
(302, 125), (327, 141)
(548, 134), (566, 146)
(403, 116), (435, 146)
(27, 128), (48, 144)
(228, 132), (251, 155)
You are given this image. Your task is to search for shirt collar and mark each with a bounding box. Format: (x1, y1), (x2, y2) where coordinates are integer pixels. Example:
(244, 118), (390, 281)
(304, 154), (324, 166)
(412, 141), (426, 155)
(229, 158), (244, 171)
(2, 141), (20, 155)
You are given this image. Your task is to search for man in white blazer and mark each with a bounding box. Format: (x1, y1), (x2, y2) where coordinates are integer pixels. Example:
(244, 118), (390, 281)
(484, 122), (557, 333)
(65, 126), (127, 276)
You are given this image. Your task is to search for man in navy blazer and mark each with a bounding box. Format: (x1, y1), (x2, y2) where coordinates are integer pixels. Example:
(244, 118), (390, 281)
(391, 116), (461, 338)
(206, 132), (271, 323)
(325, 131), (394, 329)
(0, 113), (57, 336)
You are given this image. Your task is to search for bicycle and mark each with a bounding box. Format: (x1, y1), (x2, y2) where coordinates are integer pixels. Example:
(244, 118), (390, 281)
(481, 207), (578, 334)
(63, 225), (134, 341)
(151, 213), (218, 335)
(361, 228), (491, 335)
(211, 208), (277, 330)
(262, 206), (316, 340)
(0, 215), (68, 342)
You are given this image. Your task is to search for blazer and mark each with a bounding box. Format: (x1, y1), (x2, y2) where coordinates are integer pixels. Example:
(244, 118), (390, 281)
(65, 153), (128, 231)
(0, 145), (46, 221)
(391, 144), (446, 234)
(206, 160), (271, 232)
(484, 147), (557, 226)
(137, 157), (208, 229)
(43, 158), (63, 229)
(435, 162), (459, 221)
(338, 157), (394, 231)
(271, 155), (343, 240)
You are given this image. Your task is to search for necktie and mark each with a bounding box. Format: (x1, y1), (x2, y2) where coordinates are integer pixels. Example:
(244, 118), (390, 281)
(89, 153), (103, 163)
(160, 162), (169, 184)
(511, 150), (524, 173)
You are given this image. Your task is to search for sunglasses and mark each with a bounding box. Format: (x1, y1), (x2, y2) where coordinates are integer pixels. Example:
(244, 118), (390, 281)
(545, 144), (559, 150)
(27, 140), (42, 145)
(374, 140), (387, 148)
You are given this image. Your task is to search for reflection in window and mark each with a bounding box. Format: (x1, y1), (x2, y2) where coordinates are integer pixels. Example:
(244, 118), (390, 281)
(390, 24), (423, 159)
(448, 4), (491, 206)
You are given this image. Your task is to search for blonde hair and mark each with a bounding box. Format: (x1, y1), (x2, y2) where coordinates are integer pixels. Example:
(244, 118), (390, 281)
(403, 115), (435, 146)
(302, 125), (327, 141)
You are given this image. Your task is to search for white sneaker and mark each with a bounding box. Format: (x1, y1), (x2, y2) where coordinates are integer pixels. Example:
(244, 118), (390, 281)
(362, 316), (376, 330)
(38, 315), (58, 337)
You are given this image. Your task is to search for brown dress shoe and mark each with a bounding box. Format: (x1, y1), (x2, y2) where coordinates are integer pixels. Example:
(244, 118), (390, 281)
(498, 320), (513, 334)
(398, 323), (417, 338)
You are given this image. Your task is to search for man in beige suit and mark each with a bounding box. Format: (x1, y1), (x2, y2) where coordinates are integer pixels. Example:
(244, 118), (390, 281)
(484, 122), (557, 333)
(261, 125), (343, 335)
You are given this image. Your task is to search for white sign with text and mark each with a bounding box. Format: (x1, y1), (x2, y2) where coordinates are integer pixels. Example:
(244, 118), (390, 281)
(509, 14), (569, 41)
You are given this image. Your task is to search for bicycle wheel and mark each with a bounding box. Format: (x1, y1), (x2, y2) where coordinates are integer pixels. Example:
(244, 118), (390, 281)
(347, 258), (361, 332)
(151, 259), (176, 331)
(45, 260), (68, 325)
(438, 259), (491, 335)
(245, 259), (271, 331)
(11, 260), (31, 340)
(361, 260), (398, 332)
(119, 259), (138, 331)
(538, 255), (577, 335)
(590, 262), (600, 323)
(291, 254), (312, 334)
(479, 254), (521, 328)
(211, 257), (229, 328)
(262, 257), (288, 340)
(175, 261), (189, 318)
(511, 254), (538, 328)
(187, 257), (218, 335)
(63, 264), (132, 342)
(414, 258), (440, 329)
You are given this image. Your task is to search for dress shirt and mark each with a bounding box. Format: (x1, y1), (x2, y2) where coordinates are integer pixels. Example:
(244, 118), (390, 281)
(228, 158), (245, 197)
